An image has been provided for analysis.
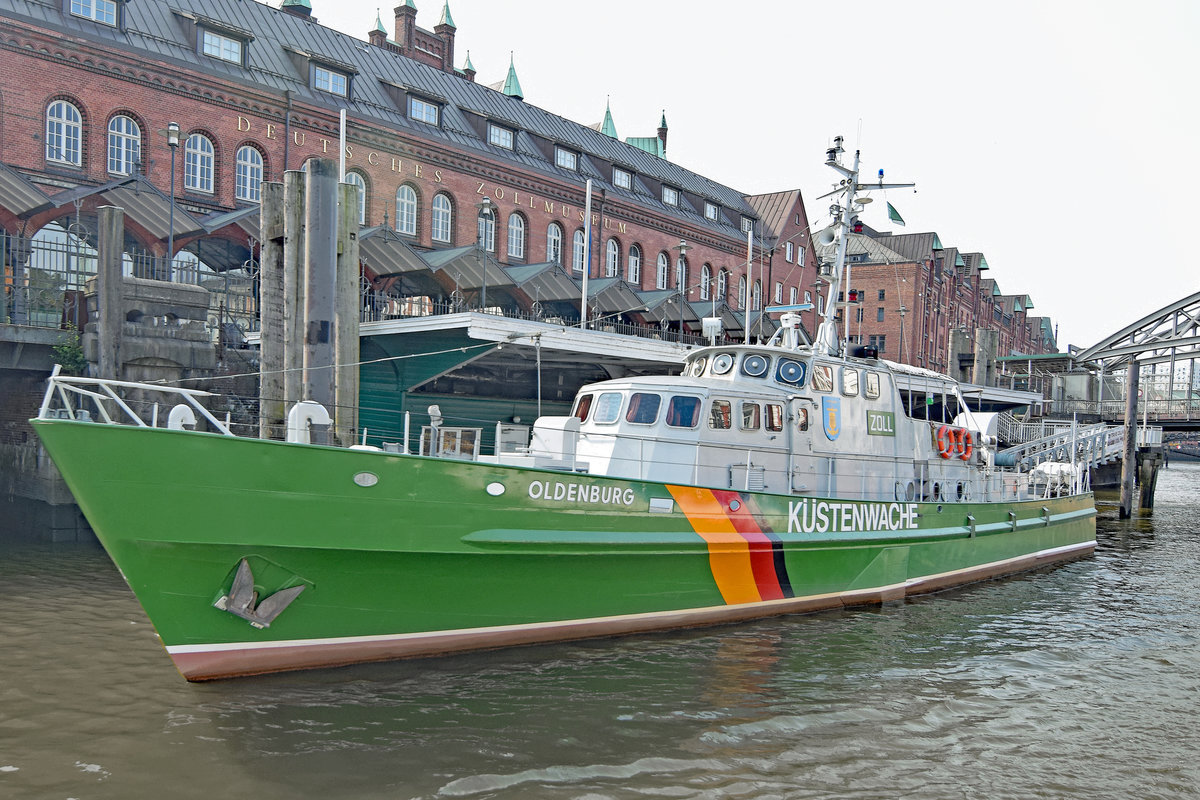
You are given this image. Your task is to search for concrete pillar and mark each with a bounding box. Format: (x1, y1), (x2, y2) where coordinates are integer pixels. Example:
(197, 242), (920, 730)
(96, 205), (124, 380)
(258, 181), (285, 439)
(302, 159), (338, 419)
(972, 328), (998, 387)
(282, 170), (305, 411)
(1119, 360), (1139, 518)
(335, 181), (361, 446)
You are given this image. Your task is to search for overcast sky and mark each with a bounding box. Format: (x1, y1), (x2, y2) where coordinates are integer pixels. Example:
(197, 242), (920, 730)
(310, 0), (1198, 352)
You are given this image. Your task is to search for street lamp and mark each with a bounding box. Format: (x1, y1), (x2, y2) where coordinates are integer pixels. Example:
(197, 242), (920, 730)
(476, 196), (495, 311)
(165, 121), (180, 281)
(674, 239), (689, 340)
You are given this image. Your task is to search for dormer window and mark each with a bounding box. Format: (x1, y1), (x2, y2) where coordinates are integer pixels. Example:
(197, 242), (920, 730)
(70, 0), (117, 25)
(662, 185), (679, 206)
(613, 167), (632, 190)
(741, 216), (754, 234)
(704, 201), (719, 221)
(201, 29), (243, 64)
(409, 96), (439, 126)
(313, 64), (348, 97)
(487, 123), (514, 150)
(555, 146), (578, 171)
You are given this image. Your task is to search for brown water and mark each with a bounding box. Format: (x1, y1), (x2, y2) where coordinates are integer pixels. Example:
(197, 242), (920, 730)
(2, 465), (1199, 799)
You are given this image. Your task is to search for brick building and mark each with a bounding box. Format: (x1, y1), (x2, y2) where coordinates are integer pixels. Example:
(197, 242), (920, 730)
(0, 0), (813, 341)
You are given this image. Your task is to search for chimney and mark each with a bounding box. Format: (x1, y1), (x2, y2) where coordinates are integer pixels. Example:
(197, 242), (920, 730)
(657, 110), (668, 155)
(280, 0), (313, 20)
(395, 1), (417, 56)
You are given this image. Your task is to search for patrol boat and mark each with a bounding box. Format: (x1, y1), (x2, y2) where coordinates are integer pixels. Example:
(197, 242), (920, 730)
(31, 140), (1096, 680)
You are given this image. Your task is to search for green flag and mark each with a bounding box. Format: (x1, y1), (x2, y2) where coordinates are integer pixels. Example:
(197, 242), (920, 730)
(887, 202), (906, 227)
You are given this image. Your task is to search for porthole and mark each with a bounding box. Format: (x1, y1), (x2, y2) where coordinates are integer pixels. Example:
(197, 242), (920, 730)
(776, 358), (806, 386)
(741, 354), (769, 377)
(353, 472), (379, 488)
(712, 353), (734, 375)
(691, 357), (707, 376)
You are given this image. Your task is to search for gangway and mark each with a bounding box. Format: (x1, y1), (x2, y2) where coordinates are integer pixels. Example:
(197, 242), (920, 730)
(995, 418), (1160, 472)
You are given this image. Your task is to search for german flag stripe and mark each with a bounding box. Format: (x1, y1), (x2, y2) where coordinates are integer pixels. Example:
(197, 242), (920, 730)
(667, 485), (794, 604)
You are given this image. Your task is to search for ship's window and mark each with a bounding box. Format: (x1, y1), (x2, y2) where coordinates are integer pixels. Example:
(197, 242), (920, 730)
(626, 393), (661, 425)
(711, 353), (735, 375)
(573, 393), (594, 422)
(740, 402), (760, 431)
(865, 371), (881, 399)
(666, 396), (702, 428)
(741, 354), (769, 378)
(766, 404), (784, 432)
(593, 392), (623, 424)
(841, 367), (859, 397)
(776, 358), (807, 386)
(797, 408), (810, 431)
(811, 364), (833, 392)
(709, 400), (732, 429)
(690, 357), (707, 376)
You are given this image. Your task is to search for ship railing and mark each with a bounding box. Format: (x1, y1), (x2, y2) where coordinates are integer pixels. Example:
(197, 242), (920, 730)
(37, 365), (236, 436)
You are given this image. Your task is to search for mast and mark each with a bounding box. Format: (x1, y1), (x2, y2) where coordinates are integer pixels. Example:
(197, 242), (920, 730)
(812, 136), (914, 357)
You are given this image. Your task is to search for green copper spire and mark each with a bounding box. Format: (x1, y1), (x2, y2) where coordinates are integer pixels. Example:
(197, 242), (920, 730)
(600, 98), (618, 139)
(502, 53), (524, 100)
(462, 50), (475, 72)
(660, 110), (668, 129)
(281, 0), (312, 8)
(373, 8), (387, 33)
(438, 1), (455, 27)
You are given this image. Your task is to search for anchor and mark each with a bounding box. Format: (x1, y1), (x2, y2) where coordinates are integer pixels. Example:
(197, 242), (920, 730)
(214, 559), (306, 629)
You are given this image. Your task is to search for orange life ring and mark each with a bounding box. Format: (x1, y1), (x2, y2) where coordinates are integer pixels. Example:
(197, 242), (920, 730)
(958, 429), (973, 461)
(935, 424), (954, 459)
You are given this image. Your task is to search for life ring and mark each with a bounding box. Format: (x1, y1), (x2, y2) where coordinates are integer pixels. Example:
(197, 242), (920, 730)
(958, 429), (973, 461)
(935, 425), (954, 459)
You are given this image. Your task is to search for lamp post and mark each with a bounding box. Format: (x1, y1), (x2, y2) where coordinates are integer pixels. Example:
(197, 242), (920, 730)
(476, 196), (494, 311)
(165, 121), (180, 281)
(674, 239), (689, 341)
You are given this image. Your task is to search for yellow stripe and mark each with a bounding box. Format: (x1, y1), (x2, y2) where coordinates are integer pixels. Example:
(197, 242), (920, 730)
(667, 485), (761, 605)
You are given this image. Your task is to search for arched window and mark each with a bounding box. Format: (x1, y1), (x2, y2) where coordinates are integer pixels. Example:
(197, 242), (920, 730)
(343, 171), (366, 224)
(547, 223), (563, 265)
(718, 269), (728, 300)
(700, 264), (712, 300)
(605, 238), (620, 278)
(431, 193), (453, 243)
(572, 229), (586, 272)
(656, 252), (670, 290)
(46, 100), (82, 166)
(627, 244), (642, 285)
(477, 208), (496, 252)
(753, 279), (762, 311)
(107, 114), (140, 175)
(184, 133), (214, 193)
(235, 145), (264, 203)
(396, 185), (417, 235)
(738, 276), (748, 309)
(507, 213), (526, 260)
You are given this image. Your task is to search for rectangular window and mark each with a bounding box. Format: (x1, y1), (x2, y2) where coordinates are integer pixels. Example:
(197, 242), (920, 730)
(555, 147), (578, 171)
(613, 167), (632, 189)
(790, 287), (797, 305)
(877, 307), (885, 322)
(201, 30), (242, 64)
(487, 123), (514, 149)
(666, 396), (702, 428)
(855, 308), (864, 323)
(626, 392), (661, 425)
(878, 289), (886, 301)
(785, 242), (794, 262)
(409, 96), (439, 125)
(313, 65), (348, 97)
(70, 0), (116, 25)
(741, 216), (754, 234)
(662, 185), (679, 206)
(709, 400), (732, 430)
(812, 364), (833, 392)
(774, 282), (782, 303)
(740, 402), (760, 431)
(796, 246), (805, 265)
(869, 334), (887, 353)
(841, 367), (859, 397)
(765, 404), (784, 432)
(865, 372), (881, 399)
(704, 201), (719, 221)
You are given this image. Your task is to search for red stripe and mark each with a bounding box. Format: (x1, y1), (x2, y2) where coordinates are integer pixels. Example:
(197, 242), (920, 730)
(711, 490), (784, 600)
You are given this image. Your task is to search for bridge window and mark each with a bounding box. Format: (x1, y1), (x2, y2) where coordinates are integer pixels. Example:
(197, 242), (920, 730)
(709, 400), (731, 429)
(741, 402), (760, 431)
(666, 396), (702, 428)
(593, 392), (623, 424)
(573, 394), (593, 422)
(776, 358), (807, 386)
(811, 364), (833, 393)
(797, 408), (810, 431)
(626, 393), (661, 425)
(766, 404), (784, 432)
(841, 367), (859, 397)
(865, 371), (881, 399)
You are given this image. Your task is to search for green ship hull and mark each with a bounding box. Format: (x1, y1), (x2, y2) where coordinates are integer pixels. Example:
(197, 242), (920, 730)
(33, 417), (1096, 681)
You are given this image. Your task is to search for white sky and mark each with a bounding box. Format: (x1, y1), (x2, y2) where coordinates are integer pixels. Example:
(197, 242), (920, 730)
(311, 0), (1199, 351)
